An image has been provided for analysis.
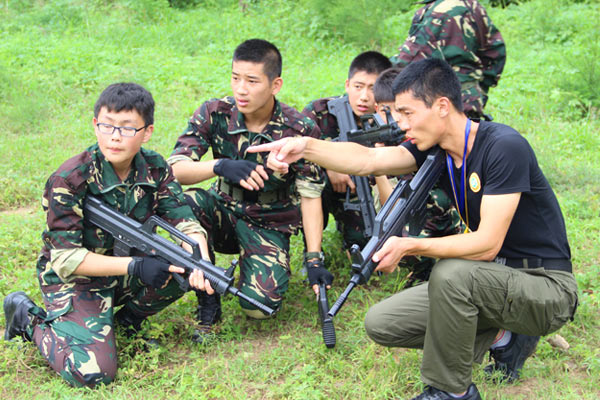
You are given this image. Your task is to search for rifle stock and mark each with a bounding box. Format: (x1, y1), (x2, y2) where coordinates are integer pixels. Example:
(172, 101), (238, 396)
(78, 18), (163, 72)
(328, 147), (446, 317)
(318, 283), (336, 348)
(83, 196), (275, 316)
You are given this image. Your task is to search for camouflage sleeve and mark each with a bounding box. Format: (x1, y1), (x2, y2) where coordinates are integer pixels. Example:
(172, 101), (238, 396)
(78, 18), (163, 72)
(301, 99), (339, 140)
(390, 7), (432, 66)
(291, 122), (326, 197)
(301, 102), (316, 120)
(168, 101), (212, 165)
(155, 163), (207, 237)
(49, 248), (90, 281)
(41, 175), (91, 280)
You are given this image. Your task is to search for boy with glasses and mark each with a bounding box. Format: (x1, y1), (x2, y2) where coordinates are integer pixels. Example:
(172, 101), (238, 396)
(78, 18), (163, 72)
(3, 82), (213, 387)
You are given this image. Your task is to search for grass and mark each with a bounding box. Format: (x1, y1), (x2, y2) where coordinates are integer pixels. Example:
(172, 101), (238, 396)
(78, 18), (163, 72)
(1, 0), (599, 398)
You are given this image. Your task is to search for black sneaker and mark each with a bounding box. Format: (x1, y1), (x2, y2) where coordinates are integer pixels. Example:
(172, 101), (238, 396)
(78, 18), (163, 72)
(3, 291), (36, 342)
(192, 291), (221, 344)
(411, 383), (481, 400)
(484, 333), (540, 382)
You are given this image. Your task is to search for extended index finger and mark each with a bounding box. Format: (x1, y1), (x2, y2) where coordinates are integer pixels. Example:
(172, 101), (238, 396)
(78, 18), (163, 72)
(247, 142), (279, 153)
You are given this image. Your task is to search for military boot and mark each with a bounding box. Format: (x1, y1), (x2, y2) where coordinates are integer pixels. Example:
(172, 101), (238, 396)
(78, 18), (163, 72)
(484, 333), (540, 382)
(192, 291), (221, 344)
(3, 291), (37, 342)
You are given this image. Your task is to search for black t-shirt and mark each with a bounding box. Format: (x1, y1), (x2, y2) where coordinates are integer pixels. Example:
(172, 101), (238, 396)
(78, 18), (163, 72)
(402, 121), (571, 260)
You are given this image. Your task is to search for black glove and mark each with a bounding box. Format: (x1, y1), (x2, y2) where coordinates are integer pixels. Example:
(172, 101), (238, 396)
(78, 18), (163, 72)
(213, 159), (260, 184)
(128, 256), (172, 289)
(305, 259), (334, 287)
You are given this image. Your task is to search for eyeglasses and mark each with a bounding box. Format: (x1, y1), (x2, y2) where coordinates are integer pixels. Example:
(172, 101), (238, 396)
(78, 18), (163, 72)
(96, 122), (148, 137)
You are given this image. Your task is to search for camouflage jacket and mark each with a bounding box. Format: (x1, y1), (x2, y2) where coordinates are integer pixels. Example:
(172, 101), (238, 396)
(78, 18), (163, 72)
(301, 96), (343, 141)
(38, 143), (205, 286)
(168, 96), (325, 235)
(390, 0), (506, 116)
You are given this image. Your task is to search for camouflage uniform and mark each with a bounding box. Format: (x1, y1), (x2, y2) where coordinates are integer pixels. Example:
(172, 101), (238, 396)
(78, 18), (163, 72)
(390, 0), (506, 118)
(168, 96), (324, 312)
(27, 144), (204, 387)
(302, 96), (369, 250)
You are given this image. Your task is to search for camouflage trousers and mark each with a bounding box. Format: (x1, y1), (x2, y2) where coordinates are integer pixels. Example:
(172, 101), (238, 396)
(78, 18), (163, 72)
(185, 188), (291, 312)
(28, 272), (185, 387)
(321, 179), (369, 250)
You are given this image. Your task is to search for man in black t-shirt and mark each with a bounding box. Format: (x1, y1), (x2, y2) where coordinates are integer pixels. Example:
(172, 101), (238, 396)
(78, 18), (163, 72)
(248, 58), (578, 400)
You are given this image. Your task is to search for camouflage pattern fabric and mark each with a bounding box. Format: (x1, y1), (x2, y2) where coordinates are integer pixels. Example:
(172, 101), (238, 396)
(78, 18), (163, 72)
(29, 274), (185, 387)
(302, 96), (369, 249)
(29, 143), (202, 387)
(168, 96), (325, 236)
(390, 0), (506, 118)
(186, 188), (291, 311)
(39, 143), (204, 284)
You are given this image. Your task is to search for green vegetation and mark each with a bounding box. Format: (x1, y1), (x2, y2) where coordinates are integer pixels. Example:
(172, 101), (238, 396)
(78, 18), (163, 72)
(1, 0), (599, 398)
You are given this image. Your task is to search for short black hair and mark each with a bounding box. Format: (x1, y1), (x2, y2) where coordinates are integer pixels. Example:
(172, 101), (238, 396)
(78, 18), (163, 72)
(233, 39), (282, 81)
(373, 67), (403, 104)
(348, 51), (392, 80)
(94, 82), (155, 125)
(392, 58), (463, 111)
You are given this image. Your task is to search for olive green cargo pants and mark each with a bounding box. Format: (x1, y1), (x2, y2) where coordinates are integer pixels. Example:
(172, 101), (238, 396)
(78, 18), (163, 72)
(364, 259), (578, 393)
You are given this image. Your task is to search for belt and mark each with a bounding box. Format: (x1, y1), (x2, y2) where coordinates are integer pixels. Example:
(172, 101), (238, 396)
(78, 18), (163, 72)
(217, 179), (289, 204)
(494, 257), (572, 273)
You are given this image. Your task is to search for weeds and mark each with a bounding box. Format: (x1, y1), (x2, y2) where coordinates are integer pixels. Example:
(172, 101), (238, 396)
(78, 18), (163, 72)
(0, 0), (598, 399)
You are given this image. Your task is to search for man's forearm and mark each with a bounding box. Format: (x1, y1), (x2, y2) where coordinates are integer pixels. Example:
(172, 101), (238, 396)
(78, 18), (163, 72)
(303, 138), (416, 177)
(74, 252), (131, 276)
(301, 196), (323, 253)
(171, 160), (218, 185)
(408, 231), (501, 262)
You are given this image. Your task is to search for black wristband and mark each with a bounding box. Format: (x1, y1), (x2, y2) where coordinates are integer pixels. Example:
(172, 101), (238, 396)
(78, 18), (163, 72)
(304, 251), (324, 262)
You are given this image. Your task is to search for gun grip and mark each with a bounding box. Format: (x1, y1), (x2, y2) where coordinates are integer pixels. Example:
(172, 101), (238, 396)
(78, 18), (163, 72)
(172, 271), (189, 291)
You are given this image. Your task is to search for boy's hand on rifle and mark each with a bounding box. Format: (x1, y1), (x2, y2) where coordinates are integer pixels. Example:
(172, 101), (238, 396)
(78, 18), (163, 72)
(326, 169), (355, 193)
(184, 232), (214, 294)
(128, 256), (181, 289)
(305, 258), (334, 295)
(188, 269), (215, 294)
